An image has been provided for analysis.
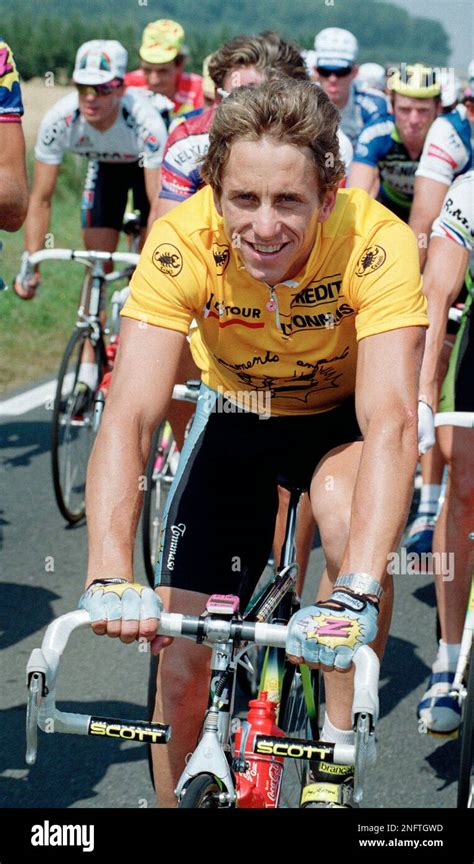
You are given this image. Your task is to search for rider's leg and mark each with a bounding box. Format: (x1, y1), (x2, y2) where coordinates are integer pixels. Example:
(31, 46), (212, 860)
(433, 425), (474, 642)
(406, 339), (453, 554)
(152, 587), (212, 808)
(417, 426), (474, 734)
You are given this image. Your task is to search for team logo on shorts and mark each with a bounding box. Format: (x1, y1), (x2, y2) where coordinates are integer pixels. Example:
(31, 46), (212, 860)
(355, 245), (386, 276)
(152, 244), (183, 277)
(212, 243), (230, 275)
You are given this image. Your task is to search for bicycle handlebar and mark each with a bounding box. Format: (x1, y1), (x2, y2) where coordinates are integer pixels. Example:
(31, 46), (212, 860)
(21, 249), (139, 276)
(26, 608), (379, 765)
(435, 412), (474, 428)
(172, 382), (200, 403)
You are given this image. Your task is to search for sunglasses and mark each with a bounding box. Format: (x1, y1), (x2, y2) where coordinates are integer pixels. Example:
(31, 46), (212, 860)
(76, 78), (123, 96)
(317, 67), (353, 79)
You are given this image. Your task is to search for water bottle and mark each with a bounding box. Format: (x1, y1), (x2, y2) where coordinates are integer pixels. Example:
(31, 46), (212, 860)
(234, 691), (285, 808)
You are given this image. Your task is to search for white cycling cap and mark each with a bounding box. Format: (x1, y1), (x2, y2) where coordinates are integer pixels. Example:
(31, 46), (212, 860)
(314, 28), (358, 70)
(73, 40), (128, 85)
(356, 62), (386, 92)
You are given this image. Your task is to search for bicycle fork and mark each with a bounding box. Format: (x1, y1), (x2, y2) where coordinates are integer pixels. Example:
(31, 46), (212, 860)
(175, 640), (237, 806)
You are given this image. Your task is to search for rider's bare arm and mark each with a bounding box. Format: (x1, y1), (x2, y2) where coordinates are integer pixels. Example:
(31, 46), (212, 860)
(85, 317), (186, 589)
(0, 122), (28, 231)
(23, 161), (60, 254)
(342, 326), (425, 583)
(347, 163), (379, 197)
(156, 195), (180, 219)
(144, 166), (162, 231)
(418, 236), (469, 409)
(409, 176), (450, 271)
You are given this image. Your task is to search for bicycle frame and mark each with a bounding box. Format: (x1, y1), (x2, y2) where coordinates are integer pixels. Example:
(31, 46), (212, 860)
(174, 488), (379, 807)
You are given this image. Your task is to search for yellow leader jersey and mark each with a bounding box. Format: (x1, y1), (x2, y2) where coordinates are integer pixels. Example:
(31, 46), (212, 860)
(122, 185), (428, 416)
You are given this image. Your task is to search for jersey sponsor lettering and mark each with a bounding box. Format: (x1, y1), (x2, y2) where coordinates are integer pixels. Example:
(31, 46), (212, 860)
(123, 186), (427, 416)
(290, 277), (343, 307)
(204, 292), (263, 327)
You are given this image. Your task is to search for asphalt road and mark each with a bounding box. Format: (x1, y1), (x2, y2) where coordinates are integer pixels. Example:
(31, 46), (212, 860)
(0, 392), (464, 810)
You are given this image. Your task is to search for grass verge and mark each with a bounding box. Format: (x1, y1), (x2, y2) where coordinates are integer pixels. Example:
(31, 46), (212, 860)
(1, 153), (94, 395)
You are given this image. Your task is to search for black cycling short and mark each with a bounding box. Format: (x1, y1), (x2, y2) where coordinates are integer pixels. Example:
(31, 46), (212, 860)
(81, 160), (149, 231)
(155, 386), (362, 607)
(439, 292), (474, 412)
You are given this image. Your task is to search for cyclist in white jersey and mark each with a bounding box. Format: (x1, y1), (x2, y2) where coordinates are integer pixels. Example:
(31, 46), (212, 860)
(416, 170), (474, 735)
(14, 40), (167, 300)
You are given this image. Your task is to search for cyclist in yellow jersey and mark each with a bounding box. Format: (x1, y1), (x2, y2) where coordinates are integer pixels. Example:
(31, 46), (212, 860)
(81, 79), (428, 808)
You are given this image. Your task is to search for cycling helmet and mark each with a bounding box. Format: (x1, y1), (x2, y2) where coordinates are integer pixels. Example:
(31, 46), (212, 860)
(388, 63), (440, 98)
(356, 62), (386, 91)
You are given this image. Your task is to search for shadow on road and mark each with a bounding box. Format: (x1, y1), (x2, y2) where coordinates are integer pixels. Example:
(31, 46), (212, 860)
(1, 583), (61, 649)
(1, 700), (156, 807)
(424, 736), (461, 794)
(1, 419), (51, 468)
(379, 634), (430, 718)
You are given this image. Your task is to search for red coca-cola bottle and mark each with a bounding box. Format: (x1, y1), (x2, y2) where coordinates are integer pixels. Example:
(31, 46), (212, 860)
(234, 691), (285, 808)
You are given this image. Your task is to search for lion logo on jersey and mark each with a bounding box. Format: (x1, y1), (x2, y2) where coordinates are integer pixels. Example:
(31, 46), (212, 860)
(355, 245), (386, 276)
(152, 244), (183, 277)
(212, 244), (230, 275)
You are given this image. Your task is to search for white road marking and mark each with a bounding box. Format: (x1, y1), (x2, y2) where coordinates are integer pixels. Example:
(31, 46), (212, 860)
(0, 374), (74, 416)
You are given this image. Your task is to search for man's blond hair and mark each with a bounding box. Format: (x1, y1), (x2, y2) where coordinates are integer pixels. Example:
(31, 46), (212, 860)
(201, 78), (345, 197)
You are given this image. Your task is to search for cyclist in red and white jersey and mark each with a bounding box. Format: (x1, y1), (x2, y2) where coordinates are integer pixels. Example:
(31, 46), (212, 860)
(124, 20), (203, 124)
(158, 32), (353, 217)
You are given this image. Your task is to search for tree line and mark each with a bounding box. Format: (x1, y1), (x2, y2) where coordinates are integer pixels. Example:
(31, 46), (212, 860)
(2, 0), (450, 81)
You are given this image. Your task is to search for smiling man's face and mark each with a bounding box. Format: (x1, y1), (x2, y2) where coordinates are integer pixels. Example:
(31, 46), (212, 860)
(213, 136), (336, 285)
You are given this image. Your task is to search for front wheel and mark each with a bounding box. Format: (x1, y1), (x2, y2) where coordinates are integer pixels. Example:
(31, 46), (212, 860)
(278, 663), (321, 808)
(51, 327), (105, 523)
(178, 773), (225, 808)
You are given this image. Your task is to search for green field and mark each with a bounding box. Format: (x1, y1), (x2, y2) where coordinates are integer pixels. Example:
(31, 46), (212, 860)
(0, 154), (124, 395)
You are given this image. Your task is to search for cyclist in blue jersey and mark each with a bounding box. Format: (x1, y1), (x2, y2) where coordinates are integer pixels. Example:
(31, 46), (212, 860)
(349, 65), (471, 224)
(312, 28), (389, 145)
(0, 37), (27, 230)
